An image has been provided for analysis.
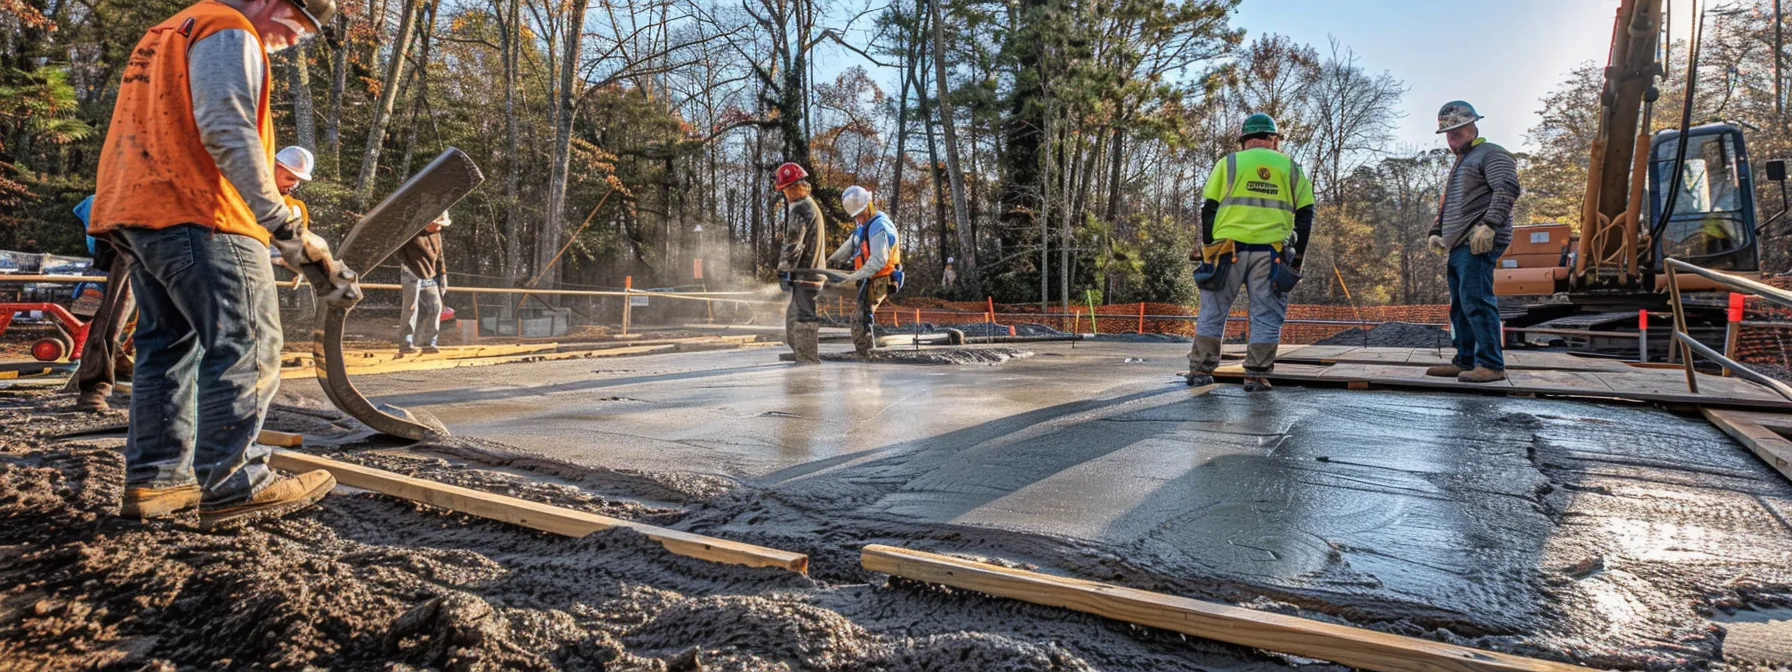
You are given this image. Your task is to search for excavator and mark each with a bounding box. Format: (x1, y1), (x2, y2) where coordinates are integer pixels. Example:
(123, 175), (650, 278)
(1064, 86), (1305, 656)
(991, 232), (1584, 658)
(1495, 0), (1785, 358)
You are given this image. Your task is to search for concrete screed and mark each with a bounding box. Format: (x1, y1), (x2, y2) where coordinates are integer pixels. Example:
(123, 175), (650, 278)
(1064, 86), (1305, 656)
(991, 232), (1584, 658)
(293, 339), (1792, 666)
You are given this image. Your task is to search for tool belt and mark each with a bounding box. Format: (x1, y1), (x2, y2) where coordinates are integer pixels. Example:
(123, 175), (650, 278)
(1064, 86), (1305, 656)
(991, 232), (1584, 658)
(1192, 239), (1236, 290)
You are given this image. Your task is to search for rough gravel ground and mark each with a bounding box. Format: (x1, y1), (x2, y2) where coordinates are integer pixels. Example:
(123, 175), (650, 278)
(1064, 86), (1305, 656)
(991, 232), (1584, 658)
(0, 388), (1292, 671)
(1313, 321), (1452, 348)
(4, 382), (1791, 671)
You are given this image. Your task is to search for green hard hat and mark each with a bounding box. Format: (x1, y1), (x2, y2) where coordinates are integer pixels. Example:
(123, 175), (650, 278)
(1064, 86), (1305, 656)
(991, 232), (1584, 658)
(1240, 113), (1279, 138)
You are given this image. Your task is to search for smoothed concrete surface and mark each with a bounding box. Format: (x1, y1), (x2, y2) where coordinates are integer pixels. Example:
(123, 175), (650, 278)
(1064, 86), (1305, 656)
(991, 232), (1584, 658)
(290, 340), (1792, 667)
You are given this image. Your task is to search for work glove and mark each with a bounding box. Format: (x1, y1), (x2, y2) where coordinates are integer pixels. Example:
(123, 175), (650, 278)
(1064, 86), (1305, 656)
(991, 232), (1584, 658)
(1428, 234), (1447, 256)
(271, 220), (361, 308)
(1468, 223), (1496, 256)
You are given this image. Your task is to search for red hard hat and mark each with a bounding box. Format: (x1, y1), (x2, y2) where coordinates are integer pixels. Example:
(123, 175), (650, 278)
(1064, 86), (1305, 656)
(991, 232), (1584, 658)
(773, 162), (809, 190)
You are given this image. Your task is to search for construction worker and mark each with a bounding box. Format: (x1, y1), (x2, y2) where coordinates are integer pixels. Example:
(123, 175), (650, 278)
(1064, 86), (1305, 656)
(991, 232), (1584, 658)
(941, 257), (957, 287)
(396, 212), (450, 355)
(66, 195), (135, 413)
(774, 162), (826, 365)
(1186, 113), (1315, 392)
(270, 146), (313, 272)
(829, 186), (902, 356)
(90, 0), (354, 530)
(1425, 101), (1520, 384)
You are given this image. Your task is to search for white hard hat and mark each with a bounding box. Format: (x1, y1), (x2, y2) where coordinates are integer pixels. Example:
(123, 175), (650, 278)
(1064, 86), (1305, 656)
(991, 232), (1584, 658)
(947, 257), (955, 264)
(842, 185), (873, 217)
(275, 146), (315, 181)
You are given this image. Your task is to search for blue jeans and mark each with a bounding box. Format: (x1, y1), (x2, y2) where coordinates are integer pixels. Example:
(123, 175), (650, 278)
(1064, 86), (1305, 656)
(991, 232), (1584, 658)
(1447, 244), (1506, 371)
(115, 225), (282, 505)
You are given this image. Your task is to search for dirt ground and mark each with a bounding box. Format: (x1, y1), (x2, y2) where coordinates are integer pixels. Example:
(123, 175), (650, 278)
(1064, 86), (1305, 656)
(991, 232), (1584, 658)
(4, 343), (1792, 670)
(0, 388), (1297, 671)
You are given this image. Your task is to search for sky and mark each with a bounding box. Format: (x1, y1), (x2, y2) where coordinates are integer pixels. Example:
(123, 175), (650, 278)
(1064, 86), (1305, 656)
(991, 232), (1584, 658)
(1230, 0), (1701, 151)
(817, 0), (1703, 154)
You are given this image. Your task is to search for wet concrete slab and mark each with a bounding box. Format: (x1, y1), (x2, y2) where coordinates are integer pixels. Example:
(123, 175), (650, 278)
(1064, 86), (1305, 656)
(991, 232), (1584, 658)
(287, 340), (1792, 667)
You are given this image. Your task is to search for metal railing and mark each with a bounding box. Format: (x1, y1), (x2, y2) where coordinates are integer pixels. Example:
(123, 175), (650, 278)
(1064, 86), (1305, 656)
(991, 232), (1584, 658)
(1663, 258), (1792, 401)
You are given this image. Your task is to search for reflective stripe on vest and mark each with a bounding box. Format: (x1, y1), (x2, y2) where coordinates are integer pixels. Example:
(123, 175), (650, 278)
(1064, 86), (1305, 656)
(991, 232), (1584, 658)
(92, 0), (276, 244)
(1212, 149), (1302, 245)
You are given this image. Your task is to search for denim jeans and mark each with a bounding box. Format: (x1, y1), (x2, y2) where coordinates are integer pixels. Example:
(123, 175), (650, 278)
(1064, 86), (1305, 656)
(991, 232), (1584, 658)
(399, 268), (442, 348)
(1447, 243), (1507, 371)
(114, 225), (281, 505)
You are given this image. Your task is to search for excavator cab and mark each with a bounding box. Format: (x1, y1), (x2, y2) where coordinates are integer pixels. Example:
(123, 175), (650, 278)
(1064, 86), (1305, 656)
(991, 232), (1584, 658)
(1647, 123), (1759, 274)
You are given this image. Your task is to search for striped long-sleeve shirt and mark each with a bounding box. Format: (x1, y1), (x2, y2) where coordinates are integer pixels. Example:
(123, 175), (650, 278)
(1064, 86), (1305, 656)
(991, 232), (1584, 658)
(1431, 139), (1521, 251)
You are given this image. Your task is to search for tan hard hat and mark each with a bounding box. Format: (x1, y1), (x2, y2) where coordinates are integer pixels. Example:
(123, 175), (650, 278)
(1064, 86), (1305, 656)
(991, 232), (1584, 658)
(288, 0), (336, 31)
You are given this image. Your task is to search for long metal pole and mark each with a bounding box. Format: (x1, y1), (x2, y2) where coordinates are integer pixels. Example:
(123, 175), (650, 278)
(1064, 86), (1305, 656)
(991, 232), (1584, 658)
(1777, 0), (1784, 120)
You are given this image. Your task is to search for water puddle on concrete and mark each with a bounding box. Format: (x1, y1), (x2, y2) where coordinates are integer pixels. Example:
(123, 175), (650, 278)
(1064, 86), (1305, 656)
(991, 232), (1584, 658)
(1713, 607), (1792, 663)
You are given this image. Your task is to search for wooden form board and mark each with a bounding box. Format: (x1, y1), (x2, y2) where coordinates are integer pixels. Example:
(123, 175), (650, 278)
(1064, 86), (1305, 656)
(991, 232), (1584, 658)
(279, 336), (760, 379)
(268, 450), (808, 574)
(1213, 362), (1792, 411)
(1229, 346), (1634, 372)
(861, 545), (1591, 672)
(1701, 409), (1792, 483)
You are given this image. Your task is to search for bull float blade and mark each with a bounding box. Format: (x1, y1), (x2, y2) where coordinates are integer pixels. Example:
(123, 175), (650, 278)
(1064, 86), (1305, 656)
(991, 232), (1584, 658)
(311, 148), (485, 440)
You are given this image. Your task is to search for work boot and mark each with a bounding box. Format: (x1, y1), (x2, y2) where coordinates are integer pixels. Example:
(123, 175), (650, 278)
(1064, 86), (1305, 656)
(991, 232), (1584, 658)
(1184, 371), (1215, 387)
(421, 345), (440, 355)
(197, 470), (336, 532)
(1425, 363), (1465, 378)
(119, 483), (201, 519)
(791, 322), (821, 365)
(1243, 376), (1275, 393)
(397, 345), (418, 357)
(1457, 367), (1507, 384)
(74, 390), (110, 413)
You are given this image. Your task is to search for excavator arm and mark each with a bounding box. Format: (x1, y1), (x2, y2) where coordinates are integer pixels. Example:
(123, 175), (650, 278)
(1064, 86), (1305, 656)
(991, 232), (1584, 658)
(1573, 0), (1663, 290)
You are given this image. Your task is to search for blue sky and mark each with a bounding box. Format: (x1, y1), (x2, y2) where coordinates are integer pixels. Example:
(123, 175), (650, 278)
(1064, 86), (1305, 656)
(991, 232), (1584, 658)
(1231, 0), (1697, 151)
(817, 0), (1697, 152)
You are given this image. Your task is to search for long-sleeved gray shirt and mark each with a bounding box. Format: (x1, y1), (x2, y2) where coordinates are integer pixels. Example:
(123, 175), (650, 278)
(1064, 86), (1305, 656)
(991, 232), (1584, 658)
(831, 214), (895, 283)
(189, 29), (292, 234)
(1431, 139), (1521, 251)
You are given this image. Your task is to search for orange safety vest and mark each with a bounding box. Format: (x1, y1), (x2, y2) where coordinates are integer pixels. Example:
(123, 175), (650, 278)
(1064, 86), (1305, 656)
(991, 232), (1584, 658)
(851, 213), (901, 279)
(92, 0), (276, 245)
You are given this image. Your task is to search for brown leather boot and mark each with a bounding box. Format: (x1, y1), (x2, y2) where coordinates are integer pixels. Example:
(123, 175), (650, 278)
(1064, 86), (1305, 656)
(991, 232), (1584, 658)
(1425, 364), (1465, 378)
(74, 391), (110, 413)
(1457, 366), (1507, 383)
(197, 470), (336, 532)
(1243, 377), (1275, 392)
(120, 483), (201, 519)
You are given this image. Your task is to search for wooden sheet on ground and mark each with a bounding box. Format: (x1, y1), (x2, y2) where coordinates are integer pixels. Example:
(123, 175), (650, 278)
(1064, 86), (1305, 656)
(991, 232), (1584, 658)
(1214, 361), (1791, 410)
(1702, 409), (1792, 483)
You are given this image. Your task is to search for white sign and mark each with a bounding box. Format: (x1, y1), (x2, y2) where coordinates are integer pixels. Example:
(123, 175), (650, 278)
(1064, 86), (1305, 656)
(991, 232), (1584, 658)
(629, 295), (650, 307)
(1501, 259), (1518, 268)
(1530, 231), (1551, 244)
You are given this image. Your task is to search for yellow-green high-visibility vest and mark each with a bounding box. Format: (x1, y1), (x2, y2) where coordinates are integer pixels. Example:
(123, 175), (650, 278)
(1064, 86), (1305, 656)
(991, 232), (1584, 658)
(1202, 147), (1316, 245)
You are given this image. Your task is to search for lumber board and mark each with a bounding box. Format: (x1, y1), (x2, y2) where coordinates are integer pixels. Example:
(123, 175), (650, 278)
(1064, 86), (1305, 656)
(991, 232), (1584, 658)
(1215, 361), (1792, 410)
(1702, 409), (1792, 483)
(257, 430), (304, 447)
(268, 450), (807, 574)
(861, 545), (1591, 672)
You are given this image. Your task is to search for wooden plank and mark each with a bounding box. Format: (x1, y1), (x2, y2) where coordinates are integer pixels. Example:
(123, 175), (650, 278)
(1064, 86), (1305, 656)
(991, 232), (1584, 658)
(861, 545), (1591, 672)
(268, 450), (807, 574)
(1701, 409), (1792, 483)
(1213, 361), (1791, 410)
(257, 430), (303, 447)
